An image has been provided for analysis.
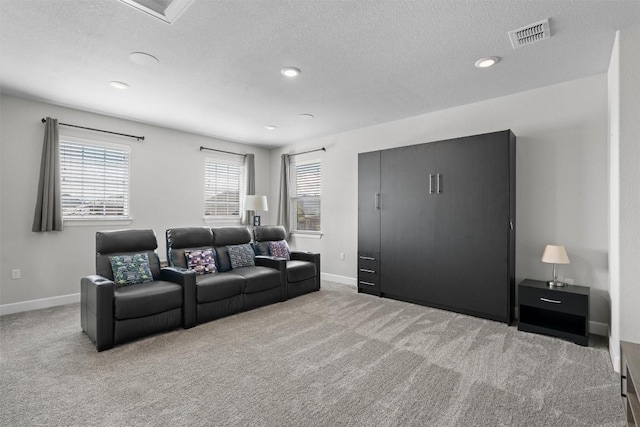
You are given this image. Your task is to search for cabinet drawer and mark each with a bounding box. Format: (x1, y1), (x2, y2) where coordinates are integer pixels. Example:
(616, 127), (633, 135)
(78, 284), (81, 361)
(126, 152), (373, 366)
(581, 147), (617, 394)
(358, 278), (379, 289)
(358, 269), (378, 283)
(358, 265), (379, 277)
(519, 286), (588, 316)
(358, 254), (379, 271)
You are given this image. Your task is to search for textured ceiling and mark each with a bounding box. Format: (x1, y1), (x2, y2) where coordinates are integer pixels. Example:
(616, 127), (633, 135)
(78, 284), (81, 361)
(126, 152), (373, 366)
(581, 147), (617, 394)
(1, 1), (639, 147)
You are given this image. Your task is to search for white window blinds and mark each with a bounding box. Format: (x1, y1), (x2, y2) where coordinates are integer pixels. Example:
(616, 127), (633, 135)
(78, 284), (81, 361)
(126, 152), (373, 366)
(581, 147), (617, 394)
(290, 159), (321, 231)
(204, 157), (242, 217)
(60, 140), (130, 218)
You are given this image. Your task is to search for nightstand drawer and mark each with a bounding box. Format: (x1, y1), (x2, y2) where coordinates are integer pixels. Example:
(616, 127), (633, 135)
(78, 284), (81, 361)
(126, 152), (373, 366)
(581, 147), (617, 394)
(519, 285), (588, 316)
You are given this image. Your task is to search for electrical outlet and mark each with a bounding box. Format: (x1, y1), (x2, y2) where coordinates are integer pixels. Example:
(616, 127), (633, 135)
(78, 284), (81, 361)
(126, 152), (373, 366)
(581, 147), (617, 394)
(339, 252), (345, 260)
(11, 269), (21, 279)
(565, 278), (574, 285)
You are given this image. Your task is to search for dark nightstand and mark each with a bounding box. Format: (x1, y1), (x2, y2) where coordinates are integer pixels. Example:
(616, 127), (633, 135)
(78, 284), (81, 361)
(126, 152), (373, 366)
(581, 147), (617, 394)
(518, 279), (590, 346)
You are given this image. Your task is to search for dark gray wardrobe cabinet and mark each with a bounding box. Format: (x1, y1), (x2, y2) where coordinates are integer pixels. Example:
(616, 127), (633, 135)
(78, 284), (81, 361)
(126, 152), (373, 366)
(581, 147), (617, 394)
(357, 130), (516, 324)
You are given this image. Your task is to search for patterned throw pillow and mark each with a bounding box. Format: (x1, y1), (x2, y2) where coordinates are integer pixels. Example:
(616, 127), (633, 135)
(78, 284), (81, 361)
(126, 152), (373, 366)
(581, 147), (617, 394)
(268, 240), (290, 260)
(227, 244), (256, 269)
(109, 253), (153, 286)
(184, 248), (217, 275)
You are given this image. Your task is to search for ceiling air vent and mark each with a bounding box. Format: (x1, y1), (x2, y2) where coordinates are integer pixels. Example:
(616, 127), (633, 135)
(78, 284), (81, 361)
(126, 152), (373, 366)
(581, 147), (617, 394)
(508, 18), (551, 49)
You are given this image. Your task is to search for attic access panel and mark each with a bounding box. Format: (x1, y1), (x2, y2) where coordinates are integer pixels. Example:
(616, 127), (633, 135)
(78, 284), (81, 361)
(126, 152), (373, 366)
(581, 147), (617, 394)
(119, 0), (194, 24)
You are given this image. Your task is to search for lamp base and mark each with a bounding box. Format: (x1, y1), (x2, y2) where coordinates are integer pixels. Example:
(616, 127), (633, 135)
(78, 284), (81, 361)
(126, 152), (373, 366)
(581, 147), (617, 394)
(548, 280), (567, 288)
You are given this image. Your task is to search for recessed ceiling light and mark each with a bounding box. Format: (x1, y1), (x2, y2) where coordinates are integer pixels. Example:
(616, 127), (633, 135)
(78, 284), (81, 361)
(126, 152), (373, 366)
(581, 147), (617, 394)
(109, 81), (130, 89)
(264, 125), (277, 130)
(130, 52), (159, 66)
(475, 56), (500, 68)
(281, 67), (301, 77)
(299, 114), (314, 120)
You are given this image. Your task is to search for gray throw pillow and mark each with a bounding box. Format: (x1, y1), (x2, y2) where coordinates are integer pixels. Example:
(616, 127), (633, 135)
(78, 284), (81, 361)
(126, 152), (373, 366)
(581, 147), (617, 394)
(227, 244), (255, 269)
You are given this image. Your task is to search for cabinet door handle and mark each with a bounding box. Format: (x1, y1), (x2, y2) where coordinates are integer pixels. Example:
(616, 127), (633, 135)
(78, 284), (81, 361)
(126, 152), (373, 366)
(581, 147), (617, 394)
(359, 281), (375, 287)
(359, 256), (375, 261)
(359, 268), (376, 274)
(375, 193), (380, 210)
(437, 173), (442, 194)
(540, 297), (561, 304)
(429, 174), (434, 194)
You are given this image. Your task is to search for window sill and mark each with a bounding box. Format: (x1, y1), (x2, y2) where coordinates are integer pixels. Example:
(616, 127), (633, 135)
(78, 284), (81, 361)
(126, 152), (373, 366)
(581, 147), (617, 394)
(202, 216), (242, 225)
(291, 231), (323, 239)
(63, 217), (133, 227)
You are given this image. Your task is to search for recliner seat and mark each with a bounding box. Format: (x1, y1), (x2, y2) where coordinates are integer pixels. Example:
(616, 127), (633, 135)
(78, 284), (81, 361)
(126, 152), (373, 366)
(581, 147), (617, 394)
(81, 229), (193, 351)
(253, 226), (321, 300)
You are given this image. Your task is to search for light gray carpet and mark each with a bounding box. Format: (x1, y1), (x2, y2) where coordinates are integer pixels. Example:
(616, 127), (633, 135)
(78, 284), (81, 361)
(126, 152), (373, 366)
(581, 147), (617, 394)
(0, 281), (625, 426)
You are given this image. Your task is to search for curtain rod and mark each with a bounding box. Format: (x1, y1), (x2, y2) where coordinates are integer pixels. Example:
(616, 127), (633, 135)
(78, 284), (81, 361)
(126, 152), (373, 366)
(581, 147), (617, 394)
(199, 146), (246, 157)
(41, 118), (145, 141)
(291, 147), (326, 156)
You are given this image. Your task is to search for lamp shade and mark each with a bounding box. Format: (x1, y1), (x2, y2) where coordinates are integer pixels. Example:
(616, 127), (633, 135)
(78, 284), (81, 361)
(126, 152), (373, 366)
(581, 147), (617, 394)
(541, 244), (570, 264)
(244, 195), (268, 212)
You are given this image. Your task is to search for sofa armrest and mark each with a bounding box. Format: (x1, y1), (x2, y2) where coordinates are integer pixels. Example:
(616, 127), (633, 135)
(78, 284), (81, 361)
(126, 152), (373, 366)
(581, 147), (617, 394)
(255, 256), (287, 301)
(291, 251), (321, 290)
(255, 255), (286, 270)
(161, 267), (196, 329)
(291, 251), (319, 263)
(81, 275), (115, 352)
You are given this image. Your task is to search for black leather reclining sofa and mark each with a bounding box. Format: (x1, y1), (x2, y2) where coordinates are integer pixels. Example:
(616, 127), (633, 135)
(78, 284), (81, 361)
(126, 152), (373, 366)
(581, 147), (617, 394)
(166, 226), (286, 325)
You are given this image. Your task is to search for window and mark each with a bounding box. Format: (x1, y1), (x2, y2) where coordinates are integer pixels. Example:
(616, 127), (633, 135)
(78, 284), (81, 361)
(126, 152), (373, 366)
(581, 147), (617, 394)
(60, 139), (130, 219)
(204, 157), (243, 218)
(290, 159), (321, 232)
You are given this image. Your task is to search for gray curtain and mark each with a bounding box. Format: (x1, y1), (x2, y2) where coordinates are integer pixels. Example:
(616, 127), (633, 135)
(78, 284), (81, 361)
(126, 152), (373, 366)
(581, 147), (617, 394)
(240, 154), (255, 225)
(32, 117), (63, 232)
(277, 154), (291, 235)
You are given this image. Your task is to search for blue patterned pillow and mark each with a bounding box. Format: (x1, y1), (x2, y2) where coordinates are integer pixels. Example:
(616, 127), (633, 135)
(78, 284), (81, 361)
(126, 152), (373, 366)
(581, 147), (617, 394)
(185, 248), (217, 275)
(109, 253), (153, 286)
(227, 244), (255, 269)
(269, 240), (290, 260)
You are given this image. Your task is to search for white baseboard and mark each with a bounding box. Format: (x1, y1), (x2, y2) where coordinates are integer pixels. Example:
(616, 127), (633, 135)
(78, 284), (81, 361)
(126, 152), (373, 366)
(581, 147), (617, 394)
(0, 293), (80, 316)
(321, 273), (356, 287)
(609, 340), (621, 373)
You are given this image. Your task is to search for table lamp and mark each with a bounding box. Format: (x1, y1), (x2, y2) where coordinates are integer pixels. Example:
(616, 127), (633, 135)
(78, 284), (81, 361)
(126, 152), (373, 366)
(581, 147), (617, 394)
(244, 195), (268, 226)
(541, 244), (570, 287)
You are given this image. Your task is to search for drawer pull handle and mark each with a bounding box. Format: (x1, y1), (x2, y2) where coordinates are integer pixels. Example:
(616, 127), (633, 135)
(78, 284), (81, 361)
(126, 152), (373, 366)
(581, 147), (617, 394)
(359, 256), (375, 261)
(359, 281), (375, 287)
(540, 297), (561, 304)
(359, 269), (376, 274)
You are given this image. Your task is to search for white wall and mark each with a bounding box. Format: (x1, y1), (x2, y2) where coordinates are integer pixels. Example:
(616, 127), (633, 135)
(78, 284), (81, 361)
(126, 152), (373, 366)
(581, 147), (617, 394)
(270, 74), (611, 325)
(608, 30), (621, 368)
(608, 27), (640, 368)
(617, 27), (640, 344)
(0, 95), (271, 309)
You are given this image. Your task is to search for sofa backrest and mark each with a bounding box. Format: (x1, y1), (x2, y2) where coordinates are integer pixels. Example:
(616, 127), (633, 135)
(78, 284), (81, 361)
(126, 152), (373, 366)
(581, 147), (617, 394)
(165, 227), (214, 268)
(252, 226), (287, 256)
(211, 227), (252, 272)
(96, 229), (161, 281)
(253, 225), (286, 242)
